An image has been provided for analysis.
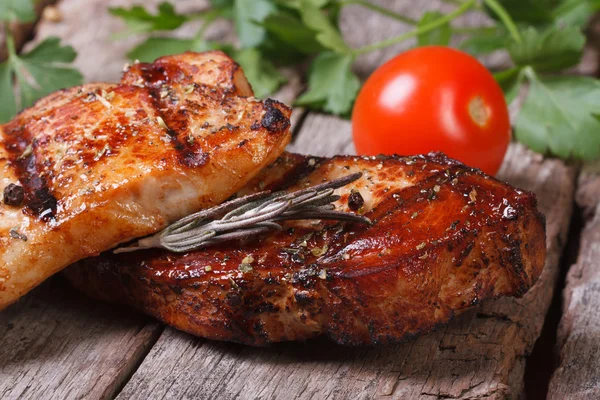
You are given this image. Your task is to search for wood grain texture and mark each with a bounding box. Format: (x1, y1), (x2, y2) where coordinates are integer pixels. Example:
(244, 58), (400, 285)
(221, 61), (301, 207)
(0, 276), (161, 400)
(575, 161), (600, 218)
(118, 114), (575, 399)
(115, 2), (578, 399)
(0, 1), (209, 398)
(288, 113), (355, 156)
(548, 166), (600, 399)
(0, 1), (305, 399)
(0, 2), (189, 397)
(1, 1), (587, 399)
(1, 1), (168, 399)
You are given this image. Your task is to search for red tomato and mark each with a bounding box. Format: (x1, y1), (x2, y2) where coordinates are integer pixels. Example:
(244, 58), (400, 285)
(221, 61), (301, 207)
(352, 46), (510, 175)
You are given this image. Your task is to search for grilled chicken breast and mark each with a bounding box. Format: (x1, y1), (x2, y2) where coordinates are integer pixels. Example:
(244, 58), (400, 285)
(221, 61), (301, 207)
(66, 152), (546, 345)
(0, 51), (291, 309)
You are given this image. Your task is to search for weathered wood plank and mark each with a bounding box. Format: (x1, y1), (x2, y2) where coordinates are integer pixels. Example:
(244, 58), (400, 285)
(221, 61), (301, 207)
(1, 1), (305, 399)
(0, 0), (211, 398)
(575, 161), (600, 218)
(118, 117), (575, 399)
(288, 113), (355, 155)
(548, 163), (600, 399)
(0, 276), (161, 400)
(114, 3), (580, 399)
(0, 1), (176, 397)
(2, 1), (588, 399)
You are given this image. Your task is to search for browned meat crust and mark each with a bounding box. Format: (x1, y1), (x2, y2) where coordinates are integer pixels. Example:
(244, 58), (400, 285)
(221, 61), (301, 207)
(0, 51), (291, 309)
(65, 152), (546, 346)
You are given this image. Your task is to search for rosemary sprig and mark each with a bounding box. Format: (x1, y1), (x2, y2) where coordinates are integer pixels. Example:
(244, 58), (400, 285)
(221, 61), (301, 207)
(114, 173), (371, 254)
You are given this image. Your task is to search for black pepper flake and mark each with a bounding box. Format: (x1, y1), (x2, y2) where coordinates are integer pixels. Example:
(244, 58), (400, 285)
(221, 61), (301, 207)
(348, 189), (364, 211)
(281, 248), (300, 255)
(448, 220), (460, 231)
(9, 228), (27, 241)
(291, 252), (305, 264)
(3, 184), (24, 207)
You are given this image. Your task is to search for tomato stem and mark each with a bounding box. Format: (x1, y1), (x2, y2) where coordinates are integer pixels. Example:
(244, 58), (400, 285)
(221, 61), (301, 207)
(482, 0), (522, 44)
(351, 0), (477, 56)
(337, 0), (418, 25)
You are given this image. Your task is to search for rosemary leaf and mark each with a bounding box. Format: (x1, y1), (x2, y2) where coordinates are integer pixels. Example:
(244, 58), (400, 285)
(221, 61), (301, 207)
(114, 173), (370, 254)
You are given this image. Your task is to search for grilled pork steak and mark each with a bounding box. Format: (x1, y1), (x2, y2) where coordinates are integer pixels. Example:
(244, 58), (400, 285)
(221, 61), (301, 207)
(65, 152), (546, 345)
(0, 51), (291, 309)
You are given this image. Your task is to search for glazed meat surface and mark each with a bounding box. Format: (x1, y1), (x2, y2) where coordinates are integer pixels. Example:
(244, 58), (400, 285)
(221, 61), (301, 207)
(66, 152), (546, 345)
(0, 51), (291, 309)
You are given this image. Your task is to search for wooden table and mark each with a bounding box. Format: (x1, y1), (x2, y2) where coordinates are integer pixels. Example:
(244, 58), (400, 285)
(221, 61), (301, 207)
(1, 1), (599, 399)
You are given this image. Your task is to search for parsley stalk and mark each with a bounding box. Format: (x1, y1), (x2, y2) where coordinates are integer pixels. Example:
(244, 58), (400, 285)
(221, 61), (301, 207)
(336, 0), (417, 25)
(482, 0), (522, 44)
(4, 26), (16, 58)
(352, 0), (477, 56)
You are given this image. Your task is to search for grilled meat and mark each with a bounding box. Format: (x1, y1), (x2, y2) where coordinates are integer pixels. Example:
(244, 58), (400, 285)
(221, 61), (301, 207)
(65, 152), (546, 345)
(0, 51), (291, 309)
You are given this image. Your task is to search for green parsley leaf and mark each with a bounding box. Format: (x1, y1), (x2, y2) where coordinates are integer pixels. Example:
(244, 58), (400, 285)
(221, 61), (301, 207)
(495, 66), (521, 88)
(514, 67), (600, 160)
(127, 37), (219, 63)
(232, 48), (287, 98)
(277, 0), (332, 8)
(497, 67), (525, 105)
(261, 11), (324, 53)
(0, 0), (35, 23)
(507, 26), (585, 72)
(417, 12), (451, 46)
(0, 63), (17, 123)
(487, 0), (555, 24)
(299, 0), (350, 54)
(0, 37), (83, 123)
(295, 52), (360, 115)
(110, 2), (187, 34)
(209, 0), (235, 19)
(256, 35), (311, 66)
(210, 0), (234, 8)
(552, 0), (599, 29)
(459, 28), (507, 55)
(234, 0), (275, 48)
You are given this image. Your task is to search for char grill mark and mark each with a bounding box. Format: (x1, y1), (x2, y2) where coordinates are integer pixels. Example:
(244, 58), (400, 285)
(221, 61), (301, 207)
(261, 99), (290, 133)
(0, 51), (294, 310)
(3, 123), (58, 220)
(138, 63), (209, 169)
